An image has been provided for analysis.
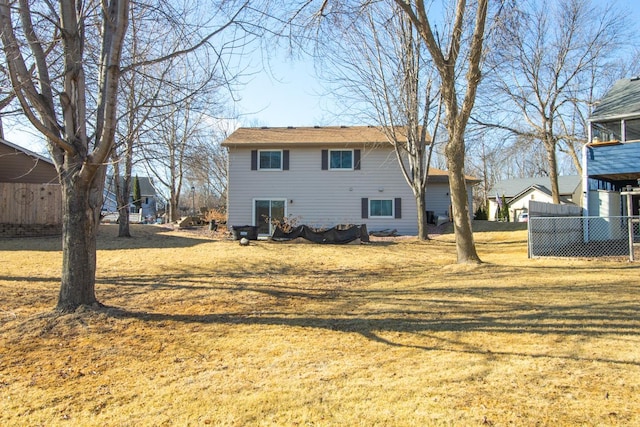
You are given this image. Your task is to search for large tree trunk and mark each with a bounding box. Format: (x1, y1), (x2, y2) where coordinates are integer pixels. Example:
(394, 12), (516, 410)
(57, 171), (104, 312)
(117, 198), (132, 237)
(545, 140), (561, 204)
(112, 158), (133, 237)
(170, 195), (180, 222)
(446, 136), (481, 264)
(415, 188), (428, 240)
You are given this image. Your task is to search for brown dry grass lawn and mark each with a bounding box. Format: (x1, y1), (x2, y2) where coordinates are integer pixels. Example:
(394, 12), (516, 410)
(1, 223), (639, 426)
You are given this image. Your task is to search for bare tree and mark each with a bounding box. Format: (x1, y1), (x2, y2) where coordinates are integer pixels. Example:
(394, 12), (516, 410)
(185, 128), (229, 211)
(142, 83), (215, 222)
(315, 1), (441, 240)
(394, 0), (490, 263)
(480, 0), (627, 203)
(0, 0), (129, 311)
(0, 0), (267, 311)
(110, 3), (177, 237)
(113, 1), (259, 231)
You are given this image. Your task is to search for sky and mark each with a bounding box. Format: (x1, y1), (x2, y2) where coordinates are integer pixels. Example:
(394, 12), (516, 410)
(5, 0), (640, 154)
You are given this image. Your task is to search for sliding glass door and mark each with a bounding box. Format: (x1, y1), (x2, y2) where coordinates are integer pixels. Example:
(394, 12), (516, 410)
(254, 199), (286, 235)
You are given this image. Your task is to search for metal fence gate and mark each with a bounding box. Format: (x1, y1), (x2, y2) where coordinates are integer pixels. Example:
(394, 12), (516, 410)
(528, 216), (640, 260)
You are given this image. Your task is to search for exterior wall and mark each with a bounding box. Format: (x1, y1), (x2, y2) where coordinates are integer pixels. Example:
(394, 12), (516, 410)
(0, 143), (58, 184)
(226, 144), (458, 235)
(588, 190), (622, 217)
(102, 194), (157, 218)
(587, 143), (640, 176)
(424, 182), (452, 219)
(509, 190), (554, 221)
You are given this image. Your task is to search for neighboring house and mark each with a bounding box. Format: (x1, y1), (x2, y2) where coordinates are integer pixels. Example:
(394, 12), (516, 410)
(221, 126), (478, 236)
(0, 138), (62, 236)
(488, 176), (582, 221)
(0, 138), (58, 184)
(102, 175), (158, 219)
(584, 77), (640, 217)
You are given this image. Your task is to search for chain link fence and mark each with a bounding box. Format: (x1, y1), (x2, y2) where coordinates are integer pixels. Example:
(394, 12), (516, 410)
(528, 216), (640, 260)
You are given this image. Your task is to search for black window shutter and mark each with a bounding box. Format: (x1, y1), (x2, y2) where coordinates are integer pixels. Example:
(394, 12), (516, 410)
(395, 198), (402, 219)
(283, 150), (290, 170)
(251, 150), (258, 170)
(321, 149), (328, 170)
(354, 149), (361, 170)
(361, 198), (369, 219)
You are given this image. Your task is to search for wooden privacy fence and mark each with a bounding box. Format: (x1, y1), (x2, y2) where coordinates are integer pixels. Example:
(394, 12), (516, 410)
(0, 182), (62, 236)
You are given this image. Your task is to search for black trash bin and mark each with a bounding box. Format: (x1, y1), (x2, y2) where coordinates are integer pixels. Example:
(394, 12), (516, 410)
(231, 225), (258, 240)
(426, 210), (435, 224)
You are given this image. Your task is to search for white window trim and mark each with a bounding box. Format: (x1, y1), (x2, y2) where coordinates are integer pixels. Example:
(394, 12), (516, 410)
(328, 149), (354, 171)
(258, 149), (283, 171)
(369, 198), (394, 218)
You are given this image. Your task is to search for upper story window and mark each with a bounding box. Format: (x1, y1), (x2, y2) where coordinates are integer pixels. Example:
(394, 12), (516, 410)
(330, 150), (353, 170)
(251, 149), (289, 171)
(259, 150), (282, 170)
(624, 118), (640, 141)
(591, 119), (640, 143)
(592, 121), (621, 143)
(321, 149), (361, 170)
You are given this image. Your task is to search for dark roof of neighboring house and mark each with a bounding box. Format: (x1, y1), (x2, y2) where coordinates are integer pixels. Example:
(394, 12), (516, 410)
(222, 126), (422, 146)
(105, 175), (156, 196)
(590, 77), (640, 120)
(489, 175), (581, 198)
(0, 138), (58, 184)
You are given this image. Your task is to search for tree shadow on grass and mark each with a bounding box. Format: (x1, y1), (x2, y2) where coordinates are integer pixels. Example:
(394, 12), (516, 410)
(100, 303), (640, 367)
(0, 224), (218, 252)
(81, 265), (640, 367)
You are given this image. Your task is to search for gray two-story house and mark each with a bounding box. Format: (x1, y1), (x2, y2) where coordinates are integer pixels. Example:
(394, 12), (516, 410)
(222, 126), (477, 236)
(584, 77), (640, 217)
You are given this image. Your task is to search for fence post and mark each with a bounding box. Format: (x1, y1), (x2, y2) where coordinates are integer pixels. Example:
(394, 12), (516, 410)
(627, 195), (634, 262)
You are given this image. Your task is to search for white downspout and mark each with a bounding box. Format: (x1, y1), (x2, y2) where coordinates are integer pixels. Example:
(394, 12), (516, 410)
(583, 123), (592, 243)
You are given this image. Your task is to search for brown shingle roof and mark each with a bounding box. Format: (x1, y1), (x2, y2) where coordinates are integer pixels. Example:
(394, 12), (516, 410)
(222, 126), (410, 146)
(221, 126), (478, 182)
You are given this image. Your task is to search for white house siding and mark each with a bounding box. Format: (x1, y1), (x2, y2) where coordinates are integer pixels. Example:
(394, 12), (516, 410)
(227, 144), (454, 235)
(508, 190), (554, 221)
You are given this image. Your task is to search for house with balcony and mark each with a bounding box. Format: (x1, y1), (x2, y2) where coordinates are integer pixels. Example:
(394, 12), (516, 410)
(584, 77), (640, 217)
(221, 126), (479, 237)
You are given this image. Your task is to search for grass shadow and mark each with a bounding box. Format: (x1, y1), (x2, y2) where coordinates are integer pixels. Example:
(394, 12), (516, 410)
(0, 224), (217, 252)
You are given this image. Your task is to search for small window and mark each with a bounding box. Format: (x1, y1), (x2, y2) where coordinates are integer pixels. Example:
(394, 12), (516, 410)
(625, 118), (640, 142)
(370, 199), (393, 217)
(329, 150), (353, 170)
(259, 150), (282, 170)
(592, 121), (621, 142)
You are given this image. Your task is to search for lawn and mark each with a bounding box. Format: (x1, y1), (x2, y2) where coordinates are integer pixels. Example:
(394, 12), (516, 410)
(1, 223), (639, 426)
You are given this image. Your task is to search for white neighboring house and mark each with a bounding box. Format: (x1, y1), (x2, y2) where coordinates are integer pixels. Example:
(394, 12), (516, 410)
(102, 175), (158, 221)
(488, 176), (582, 221)
(222, 126), (479, 236)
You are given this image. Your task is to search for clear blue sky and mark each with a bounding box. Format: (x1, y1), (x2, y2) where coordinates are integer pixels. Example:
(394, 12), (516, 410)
(236, 0), (640, 128)
(5, 0), (640, 152)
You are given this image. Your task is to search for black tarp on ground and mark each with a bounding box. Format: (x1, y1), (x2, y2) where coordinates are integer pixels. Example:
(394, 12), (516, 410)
(271, 224), (370, 244)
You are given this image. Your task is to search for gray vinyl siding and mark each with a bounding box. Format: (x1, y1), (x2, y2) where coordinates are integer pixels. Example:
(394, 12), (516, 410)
(227, 144), (465, 235)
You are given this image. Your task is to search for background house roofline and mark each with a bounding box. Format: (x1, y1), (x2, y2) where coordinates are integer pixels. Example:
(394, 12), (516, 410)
(221, 125), (431, 147)
(0, 137), (53, 165)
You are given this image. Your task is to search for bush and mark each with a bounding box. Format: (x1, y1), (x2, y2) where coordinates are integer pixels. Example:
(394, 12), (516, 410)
(204, 208), (227, 224)
(474, 205), (488, 220)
